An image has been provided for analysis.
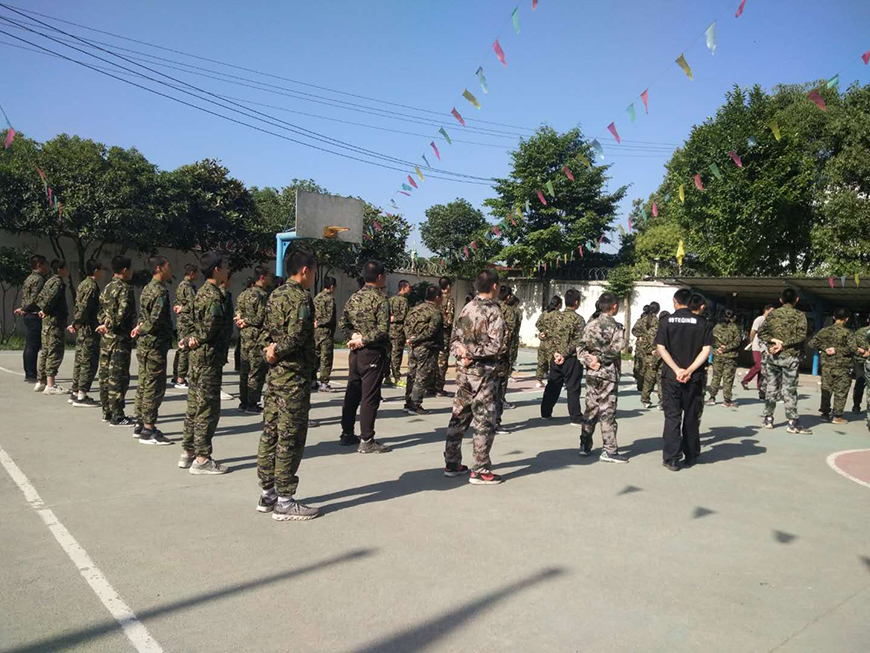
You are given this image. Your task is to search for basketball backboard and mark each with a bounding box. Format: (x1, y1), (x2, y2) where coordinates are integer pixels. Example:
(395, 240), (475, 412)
(295, 191), (364, 244)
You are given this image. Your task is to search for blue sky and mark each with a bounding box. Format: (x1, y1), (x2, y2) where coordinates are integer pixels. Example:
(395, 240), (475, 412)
(2, 0), (868, 255)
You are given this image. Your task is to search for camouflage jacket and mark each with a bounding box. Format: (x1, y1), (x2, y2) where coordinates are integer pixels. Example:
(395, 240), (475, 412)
(712, 323), (743, 359)
(339, 285), (389, 349)
(19, 271), (46, 314)
(388, 294), (409, 338)
(221, 288), (234, 345)
(631, 314), (658, 355)
(35, 274), (68, 325)
(72, 277), (100, 329)
(190, 281), (231, 352)
(313, 288), (336, 333)
(499, 300), (522, 363)
(809, 323), (854, 368)
(174, 278), (197, 336)
(237, 286), (269, 343)
(851, 327), (870, 364)
(758, 305), (807, 356)
(99, 277), (136, 342)
(441, 294), (456, 334)
(261, 279), (316, 378)
(404, 301), (443, 350)
(578, 314), (625, 381)
(137, 278), (172, 350)
(551, 310), (587, 359)
(450, 295), (505, 376)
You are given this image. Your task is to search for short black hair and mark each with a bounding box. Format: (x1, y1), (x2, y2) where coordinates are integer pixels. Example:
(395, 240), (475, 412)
(111, 255), (132, 274)
(184, 263), (197, 275)
(659, 311), (670, 319)
(781, 288), (797, 305)
(642, 304), (650, 314)
(323, 276), (336, 289)
(723, 308), (736, 322)
(547, 295), (562, 311)
(273, 276), (285, 287)
(425, 286), (443, 301)
(30, 254), (47, 270)
(397, 279), (410, 291)
(439, 276), (453, 290)
(474, 269), (499, 293)
(464, 293), (473, 304)
(253, 265), (269, 280)
(597, 292), (618, 312)
(357, 276), (365, 289)
(85, 259), (103, 276)
(673, 288), (692, 306)
(200, 251), (224, 279)
(498, 285), (513, 301)
(688, 293), (706, 312)
(764, 303), (775, 312)
(245, 277), (254, 288)
(649, 301), (660, 314)
(285, 249), (317, 276)
(363, 260), (385, 283)
(147, 255), (168, 272)
(834, 308), (851, 321)
(50, 259), (67, 274)
(564, 288), (581, 308)
(590, 309), (602, 321)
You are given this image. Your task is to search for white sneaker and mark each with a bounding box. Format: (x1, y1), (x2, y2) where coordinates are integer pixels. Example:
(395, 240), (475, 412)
(43, 385), (66, 395)
(220, 390), (234, 401)
(33, 382), (46, 392)
(174, 381), (189, 389)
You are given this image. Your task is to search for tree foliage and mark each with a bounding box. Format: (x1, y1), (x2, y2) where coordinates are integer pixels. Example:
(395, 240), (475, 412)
(0, 245), (31, 343)
(419, 198), (493, 278)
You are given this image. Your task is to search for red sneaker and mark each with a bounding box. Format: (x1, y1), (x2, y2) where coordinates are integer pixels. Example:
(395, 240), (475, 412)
(469, 470), (503, 485)
(444, 463), (469, 477)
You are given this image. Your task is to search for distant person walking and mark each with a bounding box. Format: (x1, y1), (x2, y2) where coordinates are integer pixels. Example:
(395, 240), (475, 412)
(13, 254), (48, 383)
(742, 304), (774, 398)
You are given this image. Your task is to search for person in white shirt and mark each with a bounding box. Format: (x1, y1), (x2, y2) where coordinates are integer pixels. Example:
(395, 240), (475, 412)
(742, 304), (774, 398)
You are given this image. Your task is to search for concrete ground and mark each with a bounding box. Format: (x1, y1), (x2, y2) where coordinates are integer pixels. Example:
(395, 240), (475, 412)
(1, 348), (869, 653)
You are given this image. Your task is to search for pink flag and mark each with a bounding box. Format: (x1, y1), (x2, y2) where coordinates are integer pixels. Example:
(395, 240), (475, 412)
(407, 175), (418, 189)
(640, 89), (649, 114)
(694, 174), (704, 191)
(735, 0), (746, 18)
(807, 89), (827, 111)
(863, 49), (870, 65)
(3, 127), (15, 149)
(578, 246), (583, 258)
(451, 107), (466, 126)
(36, 166), (46, 180)
(532, 0), (538, 8)
(373, 220), (382, 231)
(536, 189), (547, 205)
(598, 234), (604, 248)
(430, 141), (441, 160)
(493, 225), (501, 236)
(652, 202), (658, 217)
(493, 39), (507, 67)
(471, 240), (478, 250)
(510, 215), (517, 226)
(607, 122), (621, 144)
(563, 166), (574, 182)
(728, 150), (743, 167)
(464, 246), (470, 258)
(398, 191), (411, 196)
(828, 277), (835, 289)
(628, 216), (632, 231)
(48, 187), (53, 204)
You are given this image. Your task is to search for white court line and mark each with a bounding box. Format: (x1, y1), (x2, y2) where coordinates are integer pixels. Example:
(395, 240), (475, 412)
(826, 449), (870, 490)
(0, 364), (25, 376)
(0, 444), (164, 652)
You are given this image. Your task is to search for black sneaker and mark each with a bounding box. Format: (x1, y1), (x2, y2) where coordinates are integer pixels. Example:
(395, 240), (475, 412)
(682, 456), (699, 468)
(111, 416), (137, 427)
(787, 420), (813, 435)
(246, 405), (263, 415)
(494, 426), (510, 435)
(662, 460), (681, 472)
(102, 414), (111, 423)
(762, 416), (774, 429)
(469, 470), (503, 485)
(641, 401), (653, 409)
(358, 439), (392, 454)
(382, 380), (396, 389)
(257, 492), (278, 513)
(503, 400), (515, 410)
(578, 446), (591, 457)
(237, 403), (248, 412)
(444, 463), (470, 477)
(133, 423), (143, 435)
(139, 429), (173, 446)
(272, 499), (319, 521)
(600, 451), (629, 464)
(853, 405), (863, 414)
(434, 390), (451, 398)
(405, 405), (430, 416)
(72, 396), (101, 408)
(339, 433), (360, 446)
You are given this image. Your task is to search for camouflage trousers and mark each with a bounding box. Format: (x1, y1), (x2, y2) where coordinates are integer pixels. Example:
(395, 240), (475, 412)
(134, 345), (168, 425)
(388, 333), (406, 382)
(536, 345), (551, 381)
(173, 347), (190, 382)
(71, 326), (100, 393)
(708, 357), (738, 402)
(405, 345), (437, 407)
(494, 359), (511, 427)
(38, 320), (65, 380)
(99, 338), (132, 420)
(435, 330), (452, 391)
(444, 368), (497, 471)
(632, 352), (646, 391)
(314, 328), (334, 384)
(239, 336), (267, 408)
(819, 364), (852, 417)
(258, 373), (311, 496)
(864, 359), (870, 431)
(582, 376), (619, 454)
(640, 354), (663, 405)
(182, 346), (224, 457)
(763, 354), (800, 420)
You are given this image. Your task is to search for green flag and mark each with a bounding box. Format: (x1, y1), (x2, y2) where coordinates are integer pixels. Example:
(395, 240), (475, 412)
(439, 127), (452, 145)
(512, 6), (520, 34)
(709, 163), (723, 180)
(546, 180), (555, 197)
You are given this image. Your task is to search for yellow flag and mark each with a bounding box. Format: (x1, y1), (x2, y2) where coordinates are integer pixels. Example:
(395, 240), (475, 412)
(462, 89), (481, 109)
(578, 154), (591, 168)
(415, 165), (425, 181)
(856, 273), (860, 287)
(675, 54), (694, 81)
(676, 240), (685, 266)
(768, 120), (781, 141)
(678, 184), (685, 203)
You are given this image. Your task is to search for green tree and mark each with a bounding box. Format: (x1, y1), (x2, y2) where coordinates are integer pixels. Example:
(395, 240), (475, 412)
(420, 198), (492, 278)
(484, 126), (627, 277)
(0, 245), (31, 343)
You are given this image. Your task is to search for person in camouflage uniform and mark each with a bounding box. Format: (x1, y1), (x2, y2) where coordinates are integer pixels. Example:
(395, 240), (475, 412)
(14, 254), (48, 382)
(506, 293), (522, 397)
(808, 308), (854, 424)
(256, 249), (320, 521)
(385, 279), (411, 387)
(494, 286), (522, 431)
(180, 252), (233, 474)
(540, 288), (586, 421)
(236, 266), (272, 412)
(631, 305), (650, 390)
(403, 285), (444, 414)
(535, 295), (562, 387)
(131, 255), (174, 444)
(759, 288), (812, 434)
(637, 304), (662, 407)
(851, 321), (870, 432)
(98, 255), (137, 426)
(433, 276), (455, 396)
(578, 292), (628, 463)
(706, 309), (743, 407)
(68, 259), (104, 407)
(172, 264), (198, 387)
(35, 259), (70, 394)
(312, 275), (337, 391)
(338, 260), (392, 452)
(443, 269), (506, 484)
